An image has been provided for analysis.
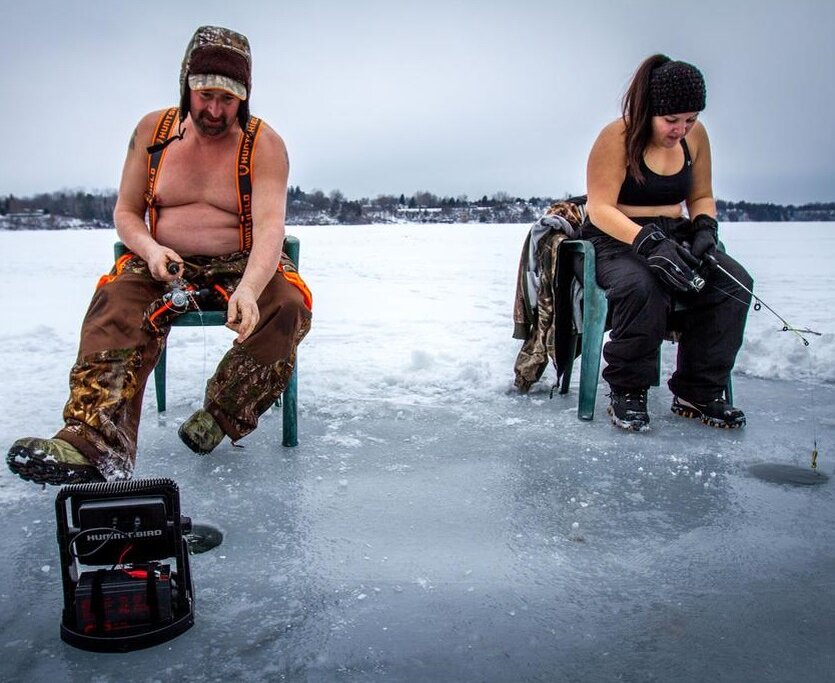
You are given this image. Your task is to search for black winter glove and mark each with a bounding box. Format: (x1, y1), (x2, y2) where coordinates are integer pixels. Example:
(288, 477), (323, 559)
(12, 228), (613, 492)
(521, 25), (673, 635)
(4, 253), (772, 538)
(689, 214), (719, 260)
(632, 223), (703, 293)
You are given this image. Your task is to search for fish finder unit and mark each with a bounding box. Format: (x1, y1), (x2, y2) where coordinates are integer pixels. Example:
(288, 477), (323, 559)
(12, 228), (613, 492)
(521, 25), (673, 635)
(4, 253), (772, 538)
(55, 478), (195, 652)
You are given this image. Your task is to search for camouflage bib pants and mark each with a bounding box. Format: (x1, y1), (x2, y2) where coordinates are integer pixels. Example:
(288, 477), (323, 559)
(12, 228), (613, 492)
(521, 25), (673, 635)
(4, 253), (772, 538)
(56, 252), (311, 480)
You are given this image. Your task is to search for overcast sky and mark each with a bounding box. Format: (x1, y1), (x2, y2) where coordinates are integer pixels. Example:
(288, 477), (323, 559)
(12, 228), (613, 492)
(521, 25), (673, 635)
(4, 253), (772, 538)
(1, 0), (833, 204)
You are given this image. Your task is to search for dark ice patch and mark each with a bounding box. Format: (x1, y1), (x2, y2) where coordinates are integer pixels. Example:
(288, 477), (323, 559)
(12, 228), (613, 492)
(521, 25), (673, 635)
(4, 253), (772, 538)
(748, 463), (829, 486)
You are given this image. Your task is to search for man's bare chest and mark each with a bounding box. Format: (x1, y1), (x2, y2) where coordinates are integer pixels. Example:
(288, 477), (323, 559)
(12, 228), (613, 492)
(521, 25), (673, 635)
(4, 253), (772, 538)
(155, 138), (240, 212)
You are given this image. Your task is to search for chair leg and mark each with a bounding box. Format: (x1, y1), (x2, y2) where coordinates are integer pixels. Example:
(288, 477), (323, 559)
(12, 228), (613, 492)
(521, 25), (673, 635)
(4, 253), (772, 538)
(155, 346), (168, 413)
(577, 288), (607, 420)
(155, 340), (301, 444)
(558, 334), (579, 395)
(282, 363), (298, 447)
(559, 240), (609, 421)
(282, 234), (301, 446)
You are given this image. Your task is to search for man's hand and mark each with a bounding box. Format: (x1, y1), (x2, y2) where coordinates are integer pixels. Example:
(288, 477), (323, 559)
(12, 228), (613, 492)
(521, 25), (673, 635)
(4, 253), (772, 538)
(632, 223), (703, 293)
(146, 245), (184, 281)
(226, 284), (260, 343)
(689, 214), (719, 260)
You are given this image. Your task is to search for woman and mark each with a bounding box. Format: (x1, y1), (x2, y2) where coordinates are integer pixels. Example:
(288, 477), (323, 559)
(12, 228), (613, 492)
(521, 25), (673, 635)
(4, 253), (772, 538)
(582, 54), (752, 432)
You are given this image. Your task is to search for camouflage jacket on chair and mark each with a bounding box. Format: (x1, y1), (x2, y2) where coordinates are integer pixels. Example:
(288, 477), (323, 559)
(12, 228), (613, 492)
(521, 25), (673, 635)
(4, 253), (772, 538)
(513, 198), (587, 393)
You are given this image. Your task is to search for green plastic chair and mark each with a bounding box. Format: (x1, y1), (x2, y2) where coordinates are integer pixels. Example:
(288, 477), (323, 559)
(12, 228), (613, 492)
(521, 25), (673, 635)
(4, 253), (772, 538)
(113, 236), (301, 446)
(557, 239), (732, 421)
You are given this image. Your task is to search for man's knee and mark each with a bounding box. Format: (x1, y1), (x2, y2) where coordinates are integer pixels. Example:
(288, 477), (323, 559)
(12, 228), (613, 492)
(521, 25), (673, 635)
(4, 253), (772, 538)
(248, 287), (311, 363)
(270, 297), (310, 336)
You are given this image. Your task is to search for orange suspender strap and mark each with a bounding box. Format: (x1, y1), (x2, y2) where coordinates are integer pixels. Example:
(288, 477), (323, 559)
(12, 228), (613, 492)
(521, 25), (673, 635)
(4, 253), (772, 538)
(145, 107), (180, 240)
(236, 116), (262, 253)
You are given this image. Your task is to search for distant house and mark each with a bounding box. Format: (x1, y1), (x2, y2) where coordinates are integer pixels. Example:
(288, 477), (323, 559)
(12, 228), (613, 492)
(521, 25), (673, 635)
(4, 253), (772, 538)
(6, 209), (46, 218)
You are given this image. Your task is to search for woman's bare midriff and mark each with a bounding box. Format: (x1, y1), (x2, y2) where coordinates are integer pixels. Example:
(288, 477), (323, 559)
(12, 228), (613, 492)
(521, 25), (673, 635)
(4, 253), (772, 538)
(154, 203), (242, 256)
(617, 202), (685, 220)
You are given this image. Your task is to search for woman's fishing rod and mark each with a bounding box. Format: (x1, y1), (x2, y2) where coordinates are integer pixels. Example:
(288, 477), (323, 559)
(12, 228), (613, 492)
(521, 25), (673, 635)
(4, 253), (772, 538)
(703, 253), (822, 346)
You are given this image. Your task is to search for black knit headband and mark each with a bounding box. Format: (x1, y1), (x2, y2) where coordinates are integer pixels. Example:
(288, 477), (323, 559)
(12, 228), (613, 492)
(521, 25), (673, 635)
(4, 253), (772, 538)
(649, 61), (706, 116)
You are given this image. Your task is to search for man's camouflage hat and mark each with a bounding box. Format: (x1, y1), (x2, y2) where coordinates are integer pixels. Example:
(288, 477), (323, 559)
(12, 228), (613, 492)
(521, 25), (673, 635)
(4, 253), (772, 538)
(179, 25), (252, 128)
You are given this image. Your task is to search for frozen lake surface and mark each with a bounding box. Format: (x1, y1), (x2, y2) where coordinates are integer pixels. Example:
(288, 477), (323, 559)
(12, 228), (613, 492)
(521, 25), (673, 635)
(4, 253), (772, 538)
(1, 224), (834, 682)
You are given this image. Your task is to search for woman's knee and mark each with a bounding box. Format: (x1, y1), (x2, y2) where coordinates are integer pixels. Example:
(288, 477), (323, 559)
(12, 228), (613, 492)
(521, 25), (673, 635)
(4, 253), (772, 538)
(607, 267), (668, 309)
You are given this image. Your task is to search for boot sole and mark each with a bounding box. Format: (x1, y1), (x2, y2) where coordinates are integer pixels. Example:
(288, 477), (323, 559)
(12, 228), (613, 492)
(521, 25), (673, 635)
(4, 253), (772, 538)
(671, 404), (746, 429)
(607, 405), (650, 432)
(6, 446), (104, 486)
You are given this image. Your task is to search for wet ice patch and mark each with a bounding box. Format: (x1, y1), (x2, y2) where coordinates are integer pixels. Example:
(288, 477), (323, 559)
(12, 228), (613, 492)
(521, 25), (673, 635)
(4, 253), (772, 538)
(748, 463), (829, 486)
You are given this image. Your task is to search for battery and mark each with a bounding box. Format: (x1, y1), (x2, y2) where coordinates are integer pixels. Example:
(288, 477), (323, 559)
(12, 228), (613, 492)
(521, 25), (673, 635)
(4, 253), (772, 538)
(74, 566), (173, 634)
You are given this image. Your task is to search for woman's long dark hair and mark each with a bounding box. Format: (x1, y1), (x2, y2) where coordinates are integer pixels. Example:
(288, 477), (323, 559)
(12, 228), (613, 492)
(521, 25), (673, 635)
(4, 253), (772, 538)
(622, 54), (670, 184)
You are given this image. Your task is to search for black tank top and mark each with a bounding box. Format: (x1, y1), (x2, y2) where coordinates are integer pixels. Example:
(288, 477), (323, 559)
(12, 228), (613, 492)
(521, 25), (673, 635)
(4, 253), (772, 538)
(617, 139), (692, 206)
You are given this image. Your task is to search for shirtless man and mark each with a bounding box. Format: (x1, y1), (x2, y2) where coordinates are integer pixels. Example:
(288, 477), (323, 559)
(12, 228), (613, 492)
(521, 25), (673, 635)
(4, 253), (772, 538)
(7, 26), (312, 485)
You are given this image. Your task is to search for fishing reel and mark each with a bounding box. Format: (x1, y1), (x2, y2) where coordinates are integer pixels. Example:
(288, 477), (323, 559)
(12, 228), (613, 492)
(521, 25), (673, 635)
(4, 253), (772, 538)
(162, 286), (192, 311)
(163, 260), (196, 311)
(142, 262), (216, 333)
(163, 260), (219, 310)
(689, 273), (706, 292)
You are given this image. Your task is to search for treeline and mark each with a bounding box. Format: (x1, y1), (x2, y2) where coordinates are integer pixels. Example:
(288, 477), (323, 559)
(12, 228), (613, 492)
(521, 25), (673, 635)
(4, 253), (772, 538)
(716, 199), (835, 222)
(285, 187), (549, 224)
(3, 189), (835, 227)
(2, 190), (117, 223)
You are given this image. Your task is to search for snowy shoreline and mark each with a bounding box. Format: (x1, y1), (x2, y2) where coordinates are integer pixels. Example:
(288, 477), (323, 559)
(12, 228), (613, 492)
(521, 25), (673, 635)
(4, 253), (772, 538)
(1, 223), (833, 423)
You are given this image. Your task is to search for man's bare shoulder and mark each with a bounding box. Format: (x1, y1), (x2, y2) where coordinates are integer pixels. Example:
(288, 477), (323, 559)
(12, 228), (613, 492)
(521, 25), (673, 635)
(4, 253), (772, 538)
(129, 109), (179, 151)
(254, 121), (289, 168)
(255, 121), (286, 150)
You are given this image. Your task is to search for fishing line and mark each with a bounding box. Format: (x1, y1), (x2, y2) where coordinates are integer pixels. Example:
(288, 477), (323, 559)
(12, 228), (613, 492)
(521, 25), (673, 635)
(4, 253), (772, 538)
(703, 254), (822, 470)
(807, 347), (819, 470)
(186, 289), (209, 396)
(171, 259), (211, 403)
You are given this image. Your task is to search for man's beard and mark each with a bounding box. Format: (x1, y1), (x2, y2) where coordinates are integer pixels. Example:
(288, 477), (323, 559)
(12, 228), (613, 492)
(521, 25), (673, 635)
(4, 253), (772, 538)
(194, 111), (230, 136)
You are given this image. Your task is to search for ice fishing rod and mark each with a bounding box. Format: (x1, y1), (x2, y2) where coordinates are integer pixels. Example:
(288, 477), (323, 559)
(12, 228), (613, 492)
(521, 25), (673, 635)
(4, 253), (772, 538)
(703, 253), (822, 346)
